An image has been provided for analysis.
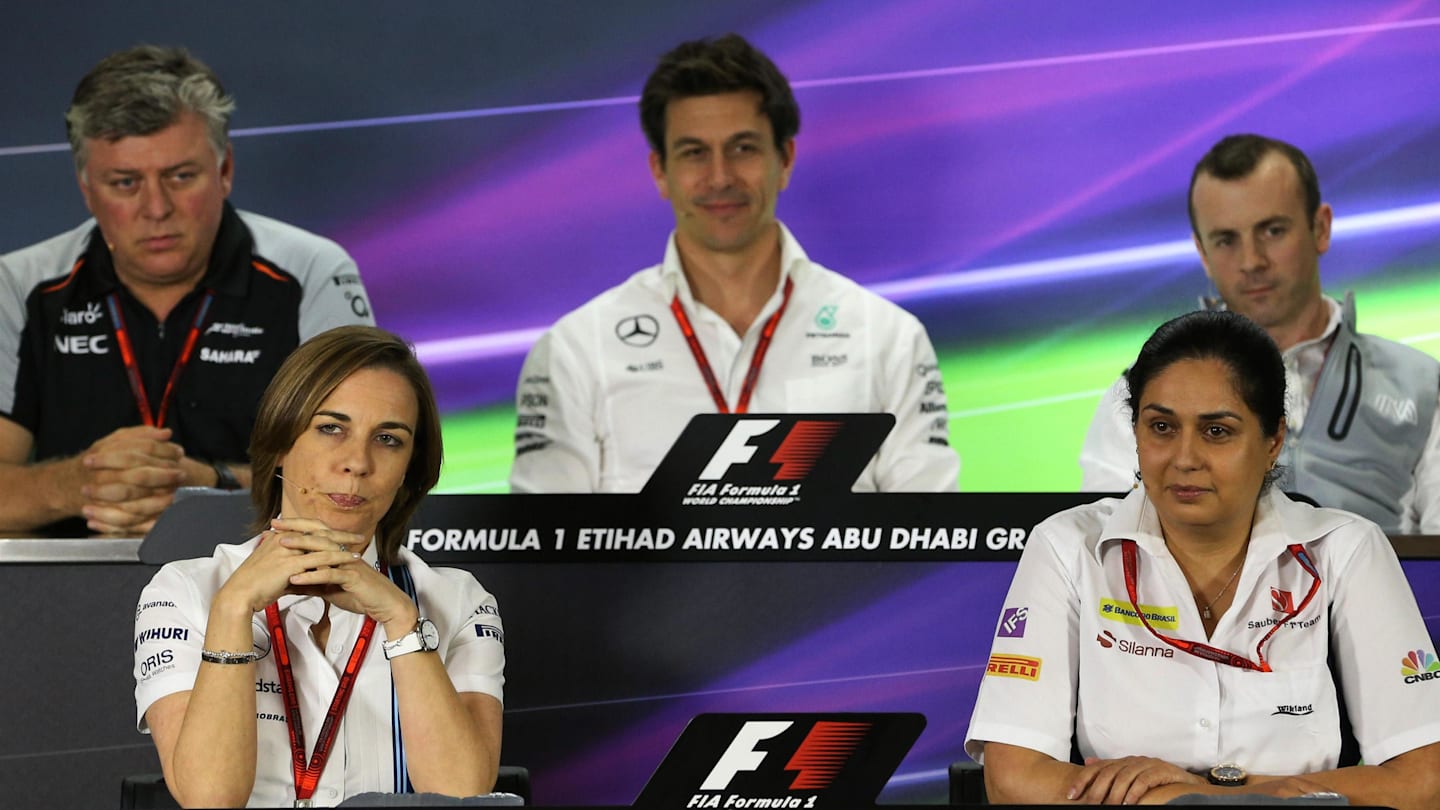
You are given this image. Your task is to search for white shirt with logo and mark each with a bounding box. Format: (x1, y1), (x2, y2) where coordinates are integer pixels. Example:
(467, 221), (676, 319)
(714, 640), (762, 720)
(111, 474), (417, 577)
(134, 538), (505, 808)
(964, 488), (1440, 776)
(508, 223), (958, 493)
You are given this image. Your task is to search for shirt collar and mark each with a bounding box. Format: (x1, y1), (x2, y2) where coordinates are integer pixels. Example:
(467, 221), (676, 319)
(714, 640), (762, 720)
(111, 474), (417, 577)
(1282, 295), (1344, 360)
(1089, 487), (1356, 565)
(72, 202), (252, 302)
(659, 220), (810, 307)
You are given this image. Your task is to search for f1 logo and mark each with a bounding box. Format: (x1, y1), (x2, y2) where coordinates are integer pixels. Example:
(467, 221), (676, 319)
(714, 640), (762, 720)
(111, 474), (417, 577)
(699, 420), (779, 480)
(700, 721), (790, 789)
(698, 419), (842, 481)
(699, 720), (871, 791)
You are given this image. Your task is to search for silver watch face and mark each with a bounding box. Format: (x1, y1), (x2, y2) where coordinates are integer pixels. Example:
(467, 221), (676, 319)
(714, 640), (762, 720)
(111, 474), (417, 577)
(1211, 765), (1245, 783)
(419, 618), (440, 651)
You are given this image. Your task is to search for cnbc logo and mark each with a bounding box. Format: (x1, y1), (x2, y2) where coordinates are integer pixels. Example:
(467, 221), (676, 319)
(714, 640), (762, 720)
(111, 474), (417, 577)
(1401, 649), (1440, 684)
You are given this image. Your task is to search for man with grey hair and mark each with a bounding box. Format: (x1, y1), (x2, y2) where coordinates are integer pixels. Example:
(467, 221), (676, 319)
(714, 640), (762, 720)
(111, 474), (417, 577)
(0, 45), (374, 534)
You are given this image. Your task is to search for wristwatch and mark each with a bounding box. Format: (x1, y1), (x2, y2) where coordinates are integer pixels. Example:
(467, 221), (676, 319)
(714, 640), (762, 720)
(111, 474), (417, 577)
(1207, 763), (1247, 787)
(211, 462), (242, 491)
(383, 617), (439, 659)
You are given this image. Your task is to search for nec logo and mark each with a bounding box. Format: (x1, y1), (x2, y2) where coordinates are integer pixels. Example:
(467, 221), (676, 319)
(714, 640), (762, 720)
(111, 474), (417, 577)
(701, 720), (871, 792)
(699, 419), (842, 481)
(54, 334), (108, 354)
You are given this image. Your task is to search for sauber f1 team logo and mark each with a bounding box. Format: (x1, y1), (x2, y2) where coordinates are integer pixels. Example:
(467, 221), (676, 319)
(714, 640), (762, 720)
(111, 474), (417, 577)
(700, 419), (842, 482)
(635, 713), (924, 809)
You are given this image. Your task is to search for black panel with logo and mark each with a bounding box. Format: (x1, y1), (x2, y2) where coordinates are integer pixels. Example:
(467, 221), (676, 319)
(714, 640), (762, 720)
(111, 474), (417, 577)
(634, 713), (925, 808)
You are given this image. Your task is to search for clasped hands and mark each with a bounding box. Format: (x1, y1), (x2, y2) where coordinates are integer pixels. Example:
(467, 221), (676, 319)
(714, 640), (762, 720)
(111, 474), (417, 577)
(1067, 756), (1337, 804)
(220, 517), (414, 629)
(77, 425), (194, 533)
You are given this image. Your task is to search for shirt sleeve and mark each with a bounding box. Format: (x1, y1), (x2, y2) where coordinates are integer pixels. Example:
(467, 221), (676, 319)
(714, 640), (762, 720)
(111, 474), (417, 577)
(1327, 523), (1440, 765)
(0, 255), (26, 418)
(1078, 377), (1138, 492)
(296, 242), (376, 340)
(507, 327), (601, 492)
(964, 518), (1081, 764)
(133, 564), (208, 733)
(870, 312), (959, 492)
(434, 570), (506, 703)
(1402, 396), (1440, 533)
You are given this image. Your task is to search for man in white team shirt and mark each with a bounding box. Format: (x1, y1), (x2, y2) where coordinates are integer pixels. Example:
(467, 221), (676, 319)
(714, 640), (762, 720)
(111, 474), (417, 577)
(509, 34), (957, 493)
(1079, 134), (1440, 533)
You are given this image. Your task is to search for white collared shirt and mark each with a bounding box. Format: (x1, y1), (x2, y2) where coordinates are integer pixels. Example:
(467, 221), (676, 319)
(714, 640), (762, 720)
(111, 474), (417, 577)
(134, 537), (505, 807)
(965, 488), (1440, 774)
(509, 223), (958, 493)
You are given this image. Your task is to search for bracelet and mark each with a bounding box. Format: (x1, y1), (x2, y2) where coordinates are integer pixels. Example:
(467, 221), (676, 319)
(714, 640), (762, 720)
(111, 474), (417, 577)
(200, 649), (260, 665)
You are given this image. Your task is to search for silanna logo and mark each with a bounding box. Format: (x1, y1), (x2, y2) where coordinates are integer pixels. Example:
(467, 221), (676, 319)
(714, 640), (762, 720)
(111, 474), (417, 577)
(616, 314), (660, 347)
(1095, 630), (1174, 659)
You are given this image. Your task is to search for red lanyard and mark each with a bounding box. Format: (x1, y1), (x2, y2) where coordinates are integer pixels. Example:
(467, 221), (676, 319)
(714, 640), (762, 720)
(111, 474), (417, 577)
(104, 291), (214, 428)
(1120, 539), (1321, 672)
(669, 277), (794, 414)
(265, 570), (385, 806)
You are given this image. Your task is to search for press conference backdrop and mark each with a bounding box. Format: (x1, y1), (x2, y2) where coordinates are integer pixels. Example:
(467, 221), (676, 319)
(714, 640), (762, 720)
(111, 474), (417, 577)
(3, 2), (1440, 806)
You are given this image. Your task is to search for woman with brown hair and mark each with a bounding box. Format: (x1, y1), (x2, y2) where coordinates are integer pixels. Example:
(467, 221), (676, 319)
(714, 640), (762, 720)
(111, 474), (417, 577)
(133, 326), (503, 807)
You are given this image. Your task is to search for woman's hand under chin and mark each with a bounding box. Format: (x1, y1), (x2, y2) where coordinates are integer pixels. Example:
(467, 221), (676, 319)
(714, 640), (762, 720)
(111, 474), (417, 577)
(269, 516), (416, 627)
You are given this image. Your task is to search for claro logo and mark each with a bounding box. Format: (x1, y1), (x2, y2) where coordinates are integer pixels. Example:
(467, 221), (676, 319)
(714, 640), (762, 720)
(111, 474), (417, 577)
(699, 419), (842, 481)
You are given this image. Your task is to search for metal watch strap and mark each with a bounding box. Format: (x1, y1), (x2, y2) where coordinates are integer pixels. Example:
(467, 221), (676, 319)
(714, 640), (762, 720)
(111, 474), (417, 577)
(201, 649), (260, 664)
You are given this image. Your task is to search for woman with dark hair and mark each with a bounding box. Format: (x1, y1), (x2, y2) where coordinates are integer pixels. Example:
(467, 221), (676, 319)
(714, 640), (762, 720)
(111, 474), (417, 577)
(133, 326), (503, 807)
(965, 311), (1440, 807)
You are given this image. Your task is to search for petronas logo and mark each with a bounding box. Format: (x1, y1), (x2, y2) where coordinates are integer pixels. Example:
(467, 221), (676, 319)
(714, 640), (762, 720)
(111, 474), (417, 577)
(814, 305), (838, 330)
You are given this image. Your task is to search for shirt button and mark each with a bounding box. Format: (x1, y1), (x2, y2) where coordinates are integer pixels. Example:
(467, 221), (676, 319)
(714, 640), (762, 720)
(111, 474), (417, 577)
(1199, 718), (1211, 728)
(324, 788), (339, 798)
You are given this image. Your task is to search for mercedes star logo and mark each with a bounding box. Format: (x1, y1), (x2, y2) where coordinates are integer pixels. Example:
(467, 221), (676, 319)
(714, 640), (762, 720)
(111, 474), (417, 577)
(616, 314), (660, 347)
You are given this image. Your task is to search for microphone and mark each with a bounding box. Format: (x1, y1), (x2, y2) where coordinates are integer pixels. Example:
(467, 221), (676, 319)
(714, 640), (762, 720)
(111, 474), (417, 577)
(275, 472), (309, 495)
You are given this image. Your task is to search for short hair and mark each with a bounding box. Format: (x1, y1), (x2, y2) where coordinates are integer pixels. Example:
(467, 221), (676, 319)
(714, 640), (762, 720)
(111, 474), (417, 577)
(65, 45), (235, 174)
(1187, 134), (1321, 239)
(640, 33), (800, 161)
(1125, 310), (1287, 440)
(249, 327), (443, 564)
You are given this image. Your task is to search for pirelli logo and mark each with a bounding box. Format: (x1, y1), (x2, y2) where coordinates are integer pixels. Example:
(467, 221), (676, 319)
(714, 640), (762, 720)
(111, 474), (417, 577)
(986, 653), (1041, 681)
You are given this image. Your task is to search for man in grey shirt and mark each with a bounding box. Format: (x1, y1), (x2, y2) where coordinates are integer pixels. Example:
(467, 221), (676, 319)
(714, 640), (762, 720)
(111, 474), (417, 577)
(0, 46), (374, 534)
